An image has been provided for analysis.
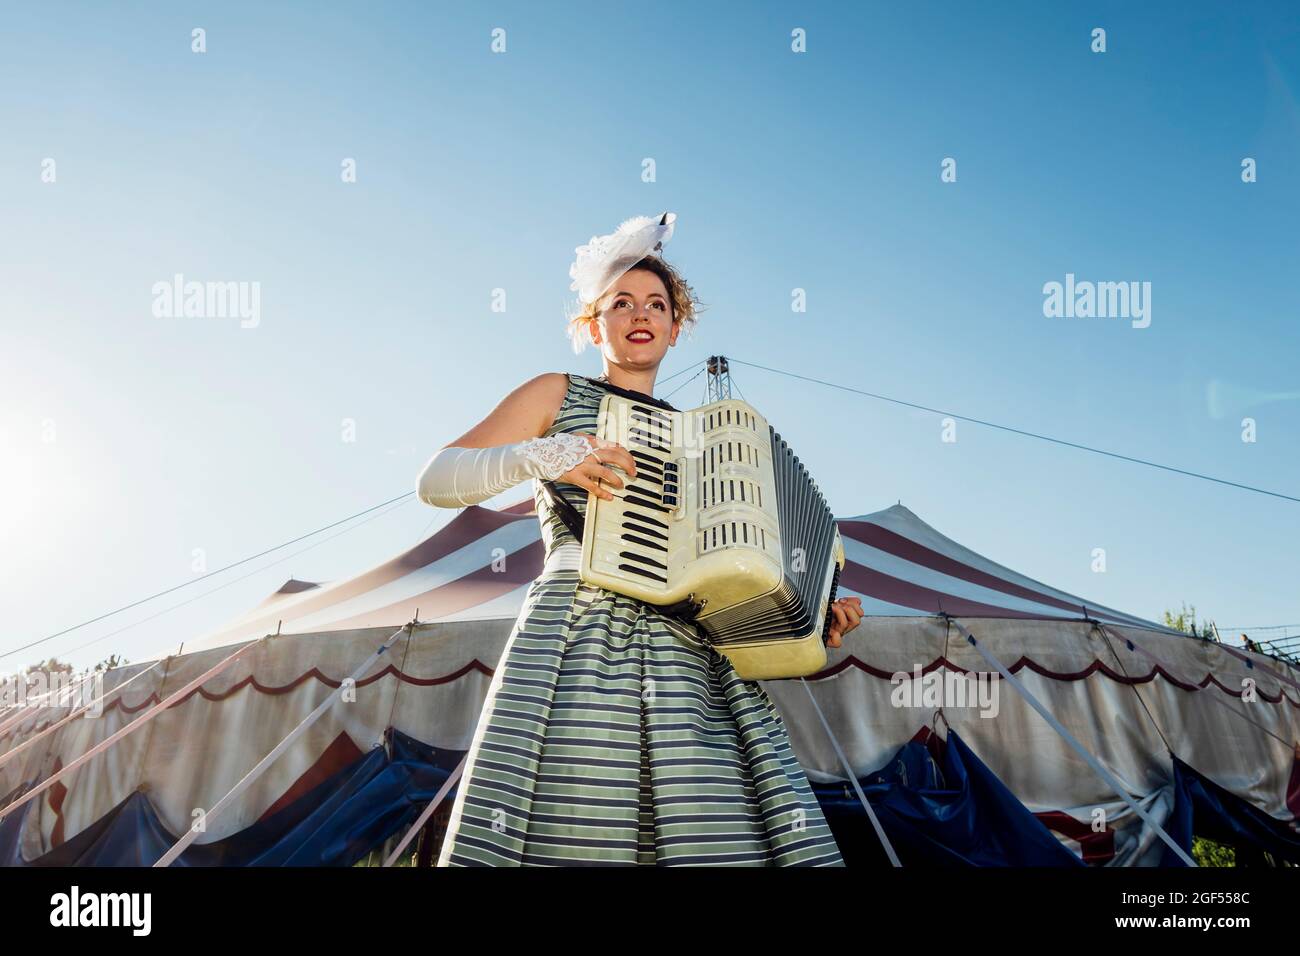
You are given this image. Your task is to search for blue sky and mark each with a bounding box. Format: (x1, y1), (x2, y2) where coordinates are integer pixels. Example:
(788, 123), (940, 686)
(2, 1), (1298, 671)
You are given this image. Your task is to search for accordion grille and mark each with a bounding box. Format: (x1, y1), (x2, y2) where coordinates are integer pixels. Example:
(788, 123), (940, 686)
(698, 425), (838, 646)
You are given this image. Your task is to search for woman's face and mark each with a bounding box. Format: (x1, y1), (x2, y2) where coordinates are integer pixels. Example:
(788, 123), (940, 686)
(589, 269), (679, 370)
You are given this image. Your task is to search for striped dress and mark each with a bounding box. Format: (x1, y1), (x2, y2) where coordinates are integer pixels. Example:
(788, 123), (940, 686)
(437, 372), (844, 866)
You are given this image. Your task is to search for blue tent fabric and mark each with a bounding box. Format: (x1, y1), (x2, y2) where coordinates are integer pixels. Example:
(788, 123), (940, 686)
(0, 783), (37, 866)
(4, 730), (464, 867)
(12, 725), (1077, 866)
(10, 723), (1296, 866)
(1159, 754), (1300, 866)
(813, 728), (1083, 866)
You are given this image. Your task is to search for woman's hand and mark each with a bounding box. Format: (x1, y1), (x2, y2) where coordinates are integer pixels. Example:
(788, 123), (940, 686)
(826, 596), (864, 648)
(557, 432), (639, 501)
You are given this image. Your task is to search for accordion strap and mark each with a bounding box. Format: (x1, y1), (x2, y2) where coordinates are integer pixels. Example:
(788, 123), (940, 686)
(540, 479), (586, 544)
(584, 374), (678, 412)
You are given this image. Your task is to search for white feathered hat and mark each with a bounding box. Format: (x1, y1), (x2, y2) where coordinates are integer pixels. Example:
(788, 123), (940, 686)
(569, 212), (677, 306)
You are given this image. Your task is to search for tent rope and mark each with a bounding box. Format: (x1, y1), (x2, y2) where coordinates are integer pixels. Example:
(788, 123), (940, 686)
(798, 676), (902, 867)
(1099, 623), (1298, 752)
(153, 622), (411, 867)
(384, 622), (416, 740)
(382, 756), (467, 867)
(71, 494), (417, 664)
(944, 615), (1197, 866)
(0, 659), (165, 773)
(934, 613), (954, 736)
(728, 357), (1300, 505)
(1088, 619), (1176, 757)
(5, 492), (415, 663)
(661, 365), (707, 403)
(0, 638), (264, 825)
(1215, 642), (1300, 693)
(376, 618), (419, 865)
(0, 669), (102, 738)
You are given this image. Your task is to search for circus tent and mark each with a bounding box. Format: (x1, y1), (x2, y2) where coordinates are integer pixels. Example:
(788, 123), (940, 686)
(2, 497), (1298, 866)
(186, 498), (1175, 651)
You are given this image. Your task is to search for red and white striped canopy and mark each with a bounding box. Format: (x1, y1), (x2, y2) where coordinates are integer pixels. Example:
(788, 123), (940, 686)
(192, 497), (1172, 651)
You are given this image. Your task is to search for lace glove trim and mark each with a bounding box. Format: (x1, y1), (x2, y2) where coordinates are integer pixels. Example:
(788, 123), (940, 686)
(515, 433), (592, 481)
(416, 433), (594, 509)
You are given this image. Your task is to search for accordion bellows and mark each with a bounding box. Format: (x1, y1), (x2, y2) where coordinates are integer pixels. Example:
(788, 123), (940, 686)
(579, 394), (845, 680)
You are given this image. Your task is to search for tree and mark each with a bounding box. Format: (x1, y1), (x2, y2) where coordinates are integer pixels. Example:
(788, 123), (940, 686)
(1162, 602), (1217, 640)
(24, 657), (73, 678)
(94, 654), (129, 672)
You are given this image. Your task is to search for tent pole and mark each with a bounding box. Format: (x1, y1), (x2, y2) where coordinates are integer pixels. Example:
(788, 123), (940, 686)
(798, 677), (902, 867)
(946, 616), (1197, 867)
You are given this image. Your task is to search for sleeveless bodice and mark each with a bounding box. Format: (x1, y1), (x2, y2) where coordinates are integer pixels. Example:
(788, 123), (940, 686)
(532, 372), (668, 561)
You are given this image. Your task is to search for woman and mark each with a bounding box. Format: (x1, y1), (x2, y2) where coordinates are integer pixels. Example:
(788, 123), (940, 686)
(417, 213), (863, 866)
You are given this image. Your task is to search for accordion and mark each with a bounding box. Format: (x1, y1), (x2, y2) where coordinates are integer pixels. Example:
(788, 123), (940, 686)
(574, 392), (845, 680)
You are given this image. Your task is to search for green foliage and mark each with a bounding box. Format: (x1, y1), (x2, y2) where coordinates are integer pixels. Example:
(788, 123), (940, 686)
(351, 848), (416, 867)
(1165, 607), (1237, 868)
(1162, 602), (1217, 640)
(1192, 836), (1236, 867)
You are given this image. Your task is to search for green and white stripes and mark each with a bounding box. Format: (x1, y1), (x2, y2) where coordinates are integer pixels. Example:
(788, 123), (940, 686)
(438, 374), (843, 866)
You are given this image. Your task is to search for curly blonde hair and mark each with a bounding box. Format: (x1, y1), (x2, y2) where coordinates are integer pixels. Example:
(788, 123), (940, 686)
(565, 256), (704, 354)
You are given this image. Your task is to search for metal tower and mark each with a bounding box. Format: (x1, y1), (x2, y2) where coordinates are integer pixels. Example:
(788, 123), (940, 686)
(706, 355), (732, 402)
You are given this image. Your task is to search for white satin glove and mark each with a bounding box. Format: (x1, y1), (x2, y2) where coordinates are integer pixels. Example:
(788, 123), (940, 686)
(416, 433), (592, 508)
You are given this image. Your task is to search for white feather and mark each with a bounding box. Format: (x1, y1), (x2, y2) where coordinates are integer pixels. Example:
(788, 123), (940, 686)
(615, 215), (657, 236)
